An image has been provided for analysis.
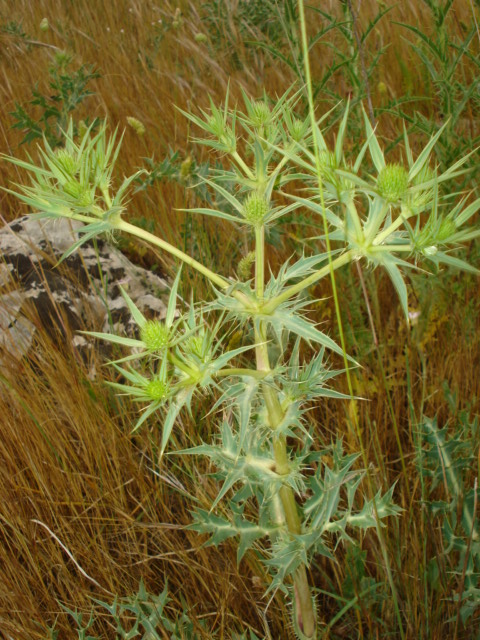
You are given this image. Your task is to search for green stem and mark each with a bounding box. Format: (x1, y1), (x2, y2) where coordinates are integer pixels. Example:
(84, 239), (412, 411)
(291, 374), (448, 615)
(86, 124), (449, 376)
(254, 320), (316, 638)
(215, 368), (268, 380)
(251, 187), (306, 575)
(346, 200), (364, 243)
(232, 150), (255, 180)
(168, 352), (196, 378)
(373, 205), (412, 246)
(114, 219), (255, 309)
(262, 250), (354, 314)
(372, 244), (413, 253)
(115, 219), (230, 290)
(255, 225), (265, 301)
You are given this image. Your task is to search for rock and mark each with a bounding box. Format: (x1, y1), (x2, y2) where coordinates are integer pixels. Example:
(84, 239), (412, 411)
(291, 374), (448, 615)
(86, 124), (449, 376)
(0, 215), (171, 362)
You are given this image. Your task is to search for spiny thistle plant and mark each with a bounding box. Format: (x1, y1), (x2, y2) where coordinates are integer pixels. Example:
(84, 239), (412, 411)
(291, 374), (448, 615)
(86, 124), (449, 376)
(3, 24), (480, 640)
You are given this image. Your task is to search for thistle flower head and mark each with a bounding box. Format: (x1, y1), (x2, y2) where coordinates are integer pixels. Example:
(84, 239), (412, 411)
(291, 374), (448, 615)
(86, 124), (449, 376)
(145, 378), (169, 401)
(183, 334), (210, 364)
(242, 193), (269, 225)
(290, 117), (307, 143)
(207, 115), (226, 139)
(63, 180), (94, 207)
(436, 218), (456, 242)
(55, 149), (77, 178)
(408, 164), (436, 212)
(249, 101), (271, 128)
(140, 320), (170, 351)
(377, 164), (409, 203)
(318, 150), (337, 172)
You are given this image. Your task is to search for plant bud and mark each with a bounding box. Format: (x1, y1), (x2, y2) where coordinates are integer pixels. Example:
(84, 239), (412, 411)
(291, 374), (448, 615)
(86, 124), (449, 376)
(377, 164), (409, 202)
(55, 149), (77, 177)
(242, 193), (269, 225)
(184, 335), (206, 360)
(318, 150), (336, 171)
(207, 115), (225, 139)
(250, 101), (271, 128)
(290, 118), (306, 142)
(63, 179), (83, 199)
(140, 320), (169, 350)
(63, 180), (93, 207)
(436, 219), (456, 242)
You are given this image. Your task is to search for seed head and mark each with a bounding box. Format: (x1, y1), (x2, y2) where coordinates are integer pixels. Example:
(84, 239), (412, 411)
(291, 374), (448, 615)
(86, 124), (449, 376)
(180, 156), (193, 178)
(377, 164), (409, 203)
(238, 251), (256, 279)
(242, 193), (269, 225)
(145, 378), (168, 401)
(140, 320), (169, 351)
(126, 116), (146, 136)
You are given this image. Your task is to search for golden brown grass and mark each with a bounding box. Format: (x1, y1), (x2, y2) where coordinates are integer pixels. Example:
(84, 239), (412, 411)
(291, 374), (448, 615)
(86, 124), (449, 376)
(0, 1), (479, 638)
(0, 302), (289, 638)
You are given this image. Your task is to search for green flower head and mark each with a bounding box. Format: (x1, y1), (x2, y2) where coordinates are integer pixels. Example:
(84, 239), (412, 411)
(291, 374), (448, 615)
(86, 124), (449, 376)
(377, 164), (409, 203)
(242, 193), (269, 225)
(62, 180), (94, 207)
(249, 101), (271, 128)
(55, 149), (77, 178)
(145, 378), (169, 401)
(141, 320), (170, 351)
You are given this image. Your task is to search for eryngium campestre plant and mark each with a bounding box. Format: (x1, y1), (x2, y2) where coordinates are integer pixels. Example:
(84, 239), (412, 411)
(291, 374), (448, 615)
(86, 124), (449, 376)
(3, 83), (480, 638)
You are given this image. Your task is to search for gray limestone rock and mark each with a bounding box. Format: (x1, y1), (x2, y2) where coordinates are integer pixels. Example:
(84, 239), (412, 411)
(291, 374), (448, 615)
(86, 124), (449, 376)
(0, 215), (171, 361)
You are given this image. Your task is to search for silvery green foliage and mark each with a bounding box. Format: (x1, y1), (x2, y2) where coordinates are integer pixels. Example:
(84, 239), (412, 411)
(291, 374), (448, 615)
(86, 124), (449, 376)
(418, 407), (480, 628)
(56, 579), (256, 639)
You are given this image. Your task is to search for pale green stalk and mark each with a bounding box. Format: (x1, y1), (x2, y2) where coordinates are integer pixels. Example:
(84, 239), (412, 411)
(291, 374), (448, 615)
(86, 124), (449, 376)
(373, 205), (413, 246)
(346, 200), (365, 242)
(255, 320), (316, 639)
(249, 215), (316, 637)
(215, 368), (268, 380)
(114, 219), (230, 290)
(255, 225), (265, 301)
(232, 150), (256, 180)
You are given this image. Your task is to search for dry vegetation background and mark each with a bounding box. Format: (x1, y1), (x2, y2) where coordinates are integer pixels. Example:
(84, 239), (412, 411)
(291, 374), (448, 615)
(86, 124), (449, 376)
(0, 1), (479, 638)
